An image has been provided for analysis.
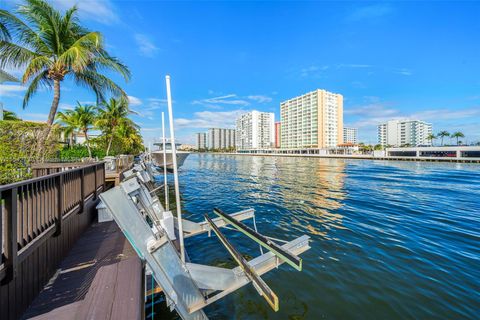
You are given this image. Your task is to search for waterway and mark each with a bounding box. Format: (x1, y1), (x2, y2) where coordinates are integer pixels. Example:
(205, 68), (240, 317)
(156, 154), (480, 319)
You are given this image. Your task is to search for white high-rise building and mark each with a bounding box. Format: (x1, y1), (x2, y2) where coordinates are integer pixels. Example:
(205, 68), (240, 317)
(280, 89), (343, 149)
(236, 111), (275, 150)
(206, 128), (236, 150)
(378, 119), (432, 147)
(343, 127), (358, 144)
(195, 132), (206, 150)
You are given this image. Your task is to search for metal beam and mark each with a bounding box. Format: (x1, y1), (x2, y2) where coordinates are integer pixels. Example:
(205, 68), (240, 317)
(204, 214), (279, 312)
(186, 235), (310, 292)
(213, 208), (303, 271)
(178, 209), (255, 238)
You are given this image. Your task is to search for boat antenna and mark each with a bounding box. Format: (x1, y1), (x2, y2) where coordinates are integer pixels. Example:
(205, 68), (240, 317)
(165, 75), (185, 262)
(161, 112), (169, 211)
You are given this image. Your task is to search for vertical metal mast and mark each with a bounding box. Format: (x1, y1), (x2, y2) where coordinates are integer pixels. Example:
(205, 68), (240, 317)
(161, 112), (169, 211)
(165, 75), (185, 262)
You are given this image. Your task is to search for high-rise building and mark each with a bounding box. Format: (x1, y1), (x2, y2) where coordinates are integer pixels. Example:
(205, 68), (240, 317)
(236, 111), (275, 150)
(280, 89), (343, 149)
(378, 119), (432, 147)
(274, 122), (281, 148)
(343, 127), (358, 144)
(206, 128), (236, 150)
(195, 132), (206, 149)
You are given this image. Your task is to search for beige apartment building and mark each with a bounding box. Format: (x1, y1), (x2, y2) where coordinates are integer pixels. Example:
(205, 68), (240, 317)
(280, 89), (344, 148)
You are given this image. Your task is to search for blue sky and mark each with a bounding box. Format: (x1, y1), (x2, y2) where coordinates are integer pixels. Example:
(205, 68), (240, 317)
(1, 0), (480, 145)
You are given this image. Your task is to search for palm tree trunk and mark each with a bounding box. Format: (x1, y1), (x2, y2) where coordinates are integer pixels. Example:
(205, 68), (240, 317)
(37, 80), (61, 157)
(84, 129), (92, 158)
(106, 134), (114, 156)
(69, 132), (74, 148)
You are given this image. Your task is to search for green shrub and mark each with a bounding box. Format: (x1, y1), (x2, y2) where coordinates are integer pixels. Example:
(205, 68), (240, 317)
(0, 121), (62, 184)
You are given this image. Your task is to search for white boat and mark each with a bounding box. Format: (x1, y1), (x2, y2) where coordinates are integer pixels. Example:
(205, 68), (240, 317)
(151, 142), (190, 171)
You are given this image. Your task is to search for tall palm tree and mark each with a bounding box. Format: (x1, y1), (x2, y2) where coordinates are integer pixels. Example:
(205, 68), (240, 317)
(0, 0), (130, 153)
(451, 132), (464, 146)
(427, 133), (436, 146)
(438, 131), (450, 146)
(96, 97), (135, 156)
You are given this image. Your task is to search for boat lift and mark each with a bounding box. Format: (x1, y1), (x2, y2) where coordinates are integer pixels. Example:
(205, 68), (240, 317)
(99, 75), (310, 319)
(100, 163), (310, 319)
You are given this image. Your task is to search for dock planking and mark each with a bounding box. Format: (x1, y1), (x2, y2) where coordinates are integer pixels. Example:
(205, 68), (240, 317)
(22, 221), (143, 320)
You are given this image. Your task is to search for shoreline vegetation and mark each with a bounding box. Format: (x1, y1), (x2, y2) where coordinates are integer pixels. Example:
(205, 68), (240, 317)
(0, 0), (143, 184)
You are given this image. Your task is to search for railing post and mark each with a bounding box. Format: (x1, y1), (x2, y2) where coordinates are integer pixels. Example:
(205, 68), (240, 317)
(79, 167), (85, 213)
(94, 164), (98, 199)
(1, 188), (18, 284)
(54, 174), (63, 236)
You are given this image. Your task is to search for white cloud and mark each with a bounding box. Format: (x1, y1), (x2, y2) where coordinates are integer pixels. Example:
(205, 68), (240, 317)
(59, 103), (75, 110)
(135, 34), (159, 57)
(175, 110), (247, 129)
(411, 108), (480, 121)
(192, 93), (273, 109)
(394, 68), (413, 76)
(0, 84), (25, 97)
(128, 95), (142, 106)
(192, 94), (250, 109)
(247, 95), (272, 103)
(347, 4), (394, 22)
(48, 0), (118, 24)
(298, 65), (329, 78)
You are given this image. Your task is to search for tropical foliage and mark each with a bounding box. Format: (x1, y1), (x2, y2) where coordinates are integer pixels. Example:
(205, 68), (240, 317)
(55, 98), (144, 159)
(2, 109), (21, 120)
(0, 0), (130, 155)
(451, 132), (464, 145)
(0, 120), (61, 183)
(95, 97), (137, 156)
(437, 131), (450, 146)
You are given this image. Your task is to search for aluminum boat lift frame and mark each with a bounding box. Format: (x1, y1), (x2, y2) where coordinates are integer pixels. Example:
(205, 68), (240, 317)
(99, 164), (311, 320)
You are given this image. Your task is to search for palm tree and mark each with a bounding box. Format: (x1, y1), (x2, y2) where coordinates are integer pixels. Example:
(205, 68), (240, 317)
(56, 109), (78, 148)
(437, 131), (450, 146)
(115, 121), (143, 154)
(74, 103), (96, 157)
(427, 133), (436, 146)
(451, 132), (465, 146)
(0, 0), (130, 154)
(57, 102), (96, 156)
(2, 109), (21, 120)
(96, 97), (135, 156)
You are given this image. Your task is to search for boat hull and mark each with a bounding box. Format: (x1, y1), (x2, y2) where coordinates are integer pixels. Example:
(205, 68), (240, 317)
(151, 151), (189, 171)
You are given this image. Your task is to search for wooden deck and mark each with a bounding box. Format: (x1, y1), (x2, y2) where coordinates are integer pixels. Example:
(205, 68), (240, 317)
(22, 221), (144, 320)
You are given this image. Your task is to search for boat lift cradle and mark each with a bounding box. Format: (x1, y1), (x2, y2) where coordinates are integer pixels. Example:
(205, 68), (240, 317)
(100, 164), (311, 319)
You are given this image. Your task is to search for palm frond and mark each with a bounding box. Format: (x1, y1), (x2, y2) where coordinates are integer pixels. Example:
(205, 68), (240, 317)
(0, 40), (38, 69)
(23, 55), (52, 82)
(95, 50), (131, 81)
(57, 32), (102, 72)
(22, 70), (51, 109)
(0, 8), (50, 54)
(73, 70), (127, 103)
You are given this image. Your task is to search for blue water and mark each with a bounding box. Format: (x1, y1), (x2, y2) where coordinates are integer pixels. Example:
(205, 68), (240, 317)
(162, 154), (480, 319)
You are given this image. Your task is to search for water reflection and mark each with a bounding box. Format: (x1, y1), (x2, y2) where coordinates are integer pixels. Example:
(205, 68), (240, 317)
(177, 155), (480, 320)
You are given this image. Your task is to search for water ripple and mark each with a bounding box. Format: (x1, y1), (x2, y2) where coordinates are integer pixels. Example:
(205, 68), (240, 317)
(172, 154), (480, 319)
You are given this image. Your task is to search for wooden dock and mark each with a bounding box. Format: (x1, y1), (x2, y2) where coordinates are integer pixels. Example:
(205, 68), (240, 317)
(22, 221), (143, 320)
(0, 160), (144, 320)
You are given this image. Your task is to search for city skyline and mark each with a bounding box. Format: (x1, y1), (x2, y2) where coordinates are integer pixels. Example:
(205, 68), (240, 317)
(1, 1), (479, 145)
